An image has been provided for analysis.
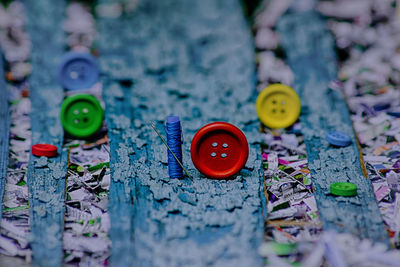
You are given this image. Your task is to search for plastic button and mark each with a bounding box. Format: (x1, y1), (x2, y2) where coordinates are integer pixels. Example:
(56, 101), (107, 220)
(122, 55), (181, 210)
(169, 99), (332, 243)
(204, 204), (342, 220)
(326, 131), (352, 147)
(60, 94), (104, 138)
(270, 242), (297, 256)
(32, 144), (58, 157)
(387, 107), (400, 117)
(256, 84), (301, 129)
(58, 51), (99, 90)
(373, 102), (390, 111)
(330, 182), (357, 197)
(191, 122), (249, 179)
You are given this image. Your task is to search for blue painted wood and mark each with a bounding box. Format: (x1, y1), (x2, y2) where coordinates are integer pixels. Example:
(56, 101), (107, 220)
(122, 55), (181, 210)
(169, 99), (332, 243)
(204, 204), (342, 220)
(0, 51), (10, 222)
(24, 0), (68, 266)
(277, 10), (389, 244)
(101, 78), (136, 265)
(98, 0), (265, 265)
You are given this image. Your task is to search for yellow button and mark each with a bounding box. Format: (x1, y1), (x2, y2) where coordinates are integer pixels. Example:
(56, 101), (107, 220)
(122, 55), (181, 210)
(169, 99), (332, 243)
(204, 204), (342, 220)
(256, 84), (301, 129)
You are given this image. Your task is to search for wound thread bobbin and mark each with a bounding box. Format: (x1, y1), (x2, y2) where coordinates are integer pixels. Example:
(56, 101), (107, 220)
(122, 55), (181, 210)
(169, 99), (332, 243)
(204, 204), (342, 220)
(166, 115), (183, 178)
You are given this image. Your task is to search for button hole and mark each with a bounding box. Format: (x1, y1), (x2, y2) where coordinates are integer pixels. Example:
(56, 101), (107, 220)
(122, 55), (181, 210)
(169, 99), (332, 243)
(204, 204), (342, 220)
(70, 71), (78, 79)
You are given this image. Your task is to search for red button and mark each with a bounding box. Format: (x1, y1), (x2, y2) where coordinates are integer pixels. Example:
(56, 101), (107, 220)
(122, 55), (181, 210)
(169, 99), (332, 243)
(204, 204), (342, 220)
(191, 122), (249, 179)
(32, 144), (58, 157)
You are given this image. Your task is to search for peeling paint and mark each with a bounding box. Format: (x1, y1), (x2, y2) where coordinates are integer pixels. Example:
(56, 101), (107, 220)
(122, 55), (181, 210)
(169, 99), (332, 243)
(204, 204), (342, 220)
(24, 0), (68, 266)
(277, 10), (389, 244)
(0, 50), (10, 222)
(98, 0), (265, 265)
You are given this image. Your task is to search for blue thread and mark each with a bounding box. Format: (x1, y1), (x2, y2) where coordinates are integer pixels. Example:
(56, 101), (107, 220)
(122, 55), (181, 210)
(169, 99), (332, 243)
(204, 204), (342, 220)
(166, 115), (183, 178)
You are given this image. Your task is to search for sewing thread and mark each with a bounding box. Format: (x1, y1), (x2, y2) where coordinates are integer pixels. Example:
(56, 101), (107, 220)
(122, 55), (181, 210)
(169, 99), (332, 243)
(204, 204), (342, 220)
(166, 115), (183, 178)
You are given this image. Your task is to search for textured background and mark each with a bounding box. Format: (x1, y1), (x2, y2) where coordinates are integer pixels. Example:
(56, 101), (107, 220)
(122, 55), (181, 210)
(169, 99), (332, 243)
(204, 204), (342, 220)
(277, 9), (388, 244)
(98, 0), (265, 266)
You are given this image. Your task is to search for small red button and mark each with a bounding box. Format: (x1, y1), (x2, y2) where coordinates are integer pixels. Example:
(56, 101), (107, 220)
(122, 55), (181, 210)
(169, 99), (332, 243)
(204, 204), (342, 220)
(191, 122), (249, 179)
(32, 144), (58, 157)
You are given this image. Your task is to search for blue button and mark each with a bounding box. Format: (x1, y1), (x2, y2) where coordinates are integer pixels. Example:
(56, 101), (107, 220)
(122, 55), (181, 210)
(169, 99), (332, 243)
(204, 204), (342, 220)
(58, 51), (99, 90)
(373, 102), (391, 111)
(388, 107), (400, 117)
(326, 131), (352, 147)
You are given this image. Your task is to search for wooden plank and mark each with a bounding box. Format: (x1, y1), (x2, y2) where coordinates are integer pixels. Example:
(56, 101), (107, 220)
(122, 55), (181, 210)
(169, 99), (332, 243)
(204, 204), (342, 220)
(0, 51), (10, 222)
(276, 10), (389, 244)
(97, 0), (266, 265)
(24, 0), (68, 266)
(101, 79), (136, 265)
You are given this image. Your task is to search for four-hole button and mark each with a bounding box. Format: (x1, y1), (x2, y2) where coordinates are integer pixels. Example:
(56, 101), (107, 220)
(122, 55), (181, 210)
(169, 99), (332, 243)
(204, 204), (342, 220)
(191, 122), (249, 179)
(256, 84), (301, 129)
(58, 51), (99, 91)
(60, 94), (104, 138)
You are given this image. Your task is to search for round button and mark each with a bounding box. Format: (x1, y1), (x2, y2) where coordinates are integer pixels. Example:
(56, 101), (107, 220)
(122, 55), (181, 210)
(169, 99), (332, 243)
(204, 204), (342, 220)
(32, 144), (58, 157)
(190, 122), (249, 179)
(326, 131), (352, 147)
(330, 182), (357, 197)
(270, 242), (297, 256)
(373, 102), (390, 111)
(58, 51), (99, 90)
(60, 94), (104, 138)
(388, 107), (400, 117)
(256, 84), (301, 129)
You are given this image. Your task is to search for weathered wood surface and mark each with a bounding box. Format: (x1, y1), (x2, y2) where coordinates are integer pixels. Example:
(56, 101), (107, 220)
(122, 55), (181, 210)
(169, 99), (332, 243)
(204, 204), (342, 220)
(97, 0), (266, 266)
(0, 51), (10, 222)
(277, 9), (389, 244)
(24, 0), (68, 266)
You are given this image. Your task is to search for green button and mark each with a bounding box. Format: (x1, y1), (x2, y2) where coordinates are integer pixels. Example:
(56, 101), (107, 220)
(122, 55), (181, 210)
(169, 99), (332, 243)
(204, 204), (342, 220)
(60, 94), (104, 138)
(270, 242), (296, 256)
(330, 182), (357, 197)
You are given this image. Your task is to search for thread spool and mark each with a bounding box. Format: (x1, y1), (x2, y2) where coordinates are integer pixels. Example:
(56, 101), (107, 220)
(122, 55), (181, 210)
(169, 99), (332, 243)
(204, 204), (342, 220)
(166, 115), (183, 178)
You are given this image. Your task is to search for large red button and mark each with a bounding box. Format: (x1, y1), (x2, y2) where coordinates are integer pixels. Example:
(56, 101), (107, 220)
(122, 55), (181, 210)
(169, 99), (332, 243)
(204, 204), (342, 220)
(32, 144), (58, 157)
(191, 122), (249, 179)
